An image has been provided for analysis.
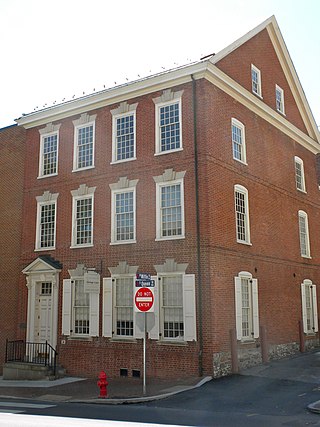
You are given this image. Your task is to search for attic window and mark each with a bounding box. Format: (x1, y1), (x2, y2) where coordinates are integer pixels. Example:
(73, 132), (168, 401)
(251, 64), (262, 97)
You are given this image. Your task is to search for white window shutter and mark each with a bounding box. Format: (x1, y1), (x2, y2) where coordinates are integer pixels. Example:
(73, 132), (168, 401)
(234, 277), (242, 340)
(62, 279), (71, 336)
(312, 285), (318, 332)
(89, 291), (100, 337)
(183, 274), (196, 341)
(301, 282), (308, 333)
(252, 279), (259, 338)
(149, 276), (159, 340)
(102, 278), (113, 337)
(134, 277), (145, 339)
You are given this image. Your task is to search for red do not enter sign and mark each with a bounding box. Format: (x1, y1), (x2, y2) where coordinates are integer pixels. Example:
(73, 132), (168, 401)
(135, 287), (154, 312)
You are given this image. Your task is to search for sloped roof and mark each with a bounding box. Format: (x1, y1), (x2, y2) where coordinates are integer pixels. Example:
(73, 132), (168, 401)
(210, 15), (320, 143)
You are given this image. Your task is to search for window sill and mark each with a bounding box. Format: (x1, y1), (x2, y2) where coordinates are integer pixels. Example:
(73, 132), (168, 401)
(37, 173), (58, 179)
(239, 338), (257, 344)
(233, 158), (248, 166)
(155, 235), (185, 242)
(110, 240), (136, 246)
(252, 91), (263, 100)
(154, 147), (183, 156)
(297, 188), (307, 194)
(70, 244), (94, 249)
(67, 336), (93, 342)
(72, 165), (95, 173)
(34, 247), (56, 252)
(301, 255), (312, 259)
(110, 157), (136, 165)
(236, 240), (252, 246)
(276, 109), (286, 116)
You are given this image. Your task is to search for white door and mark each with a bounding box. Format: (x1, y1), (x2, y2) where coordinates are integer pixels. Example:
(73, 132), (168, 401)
(34, 282), (52, 344)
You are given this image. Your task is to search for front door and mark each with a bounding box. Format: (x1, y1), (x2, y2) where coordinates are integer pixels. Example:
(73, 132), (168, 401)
(34, 282), (52, 344)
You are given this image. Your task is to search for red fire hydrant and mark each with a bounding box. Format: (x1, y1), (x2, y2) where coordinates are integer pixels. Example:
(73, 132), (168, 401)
(97, 371), (108, 398)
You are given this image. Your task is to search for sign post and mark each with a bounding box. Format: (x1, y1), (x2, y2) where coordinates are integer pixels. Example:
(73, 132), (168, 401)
(134, 273), (155, 395)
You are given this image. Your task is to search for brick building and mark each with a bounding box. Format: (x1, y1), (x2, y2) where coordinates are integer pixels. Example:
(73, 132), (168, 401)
(0, 125), (25, 372)
(12, 16), (320, 379)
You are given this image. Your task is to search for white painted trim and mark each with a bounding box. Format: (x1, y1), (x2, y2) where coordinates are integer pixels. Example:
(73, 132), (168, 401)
(234, 184), (251, 245)
(73, 119), (96, 171)
(231, 118), (247, 164)
(71, 192), (95, 248)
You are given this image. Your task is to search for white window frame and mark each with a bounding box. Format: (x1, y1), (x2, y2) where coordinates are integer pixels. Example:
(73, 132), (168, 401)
(153, 89), (183, 155)
(62, 267), (100, 338)
(235, 272), (259, 341)
(231, 118), (247, 164)
(155, 178), (185, 241)
(301, 279), (318, 335)
(113, 276), (135, 338)
(111, 102), (138, 164)
(298, 210), (311, 258)
(71, 185), (96, 248)
(276, 85), (285, 114)
(72, 114), (96, 172)
(38, 123), (60, 178)
(234, 184), (251, 245)
(35, 191), (58, 251)
(294, 156), (306, 193)
(111, 187), (136, 244)
(251, 64), (262, 97)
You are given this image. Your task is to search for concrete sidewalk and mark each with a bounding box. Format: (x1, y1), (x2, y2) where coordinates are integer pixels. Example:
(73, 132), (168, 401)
(0, 374), (212, 404)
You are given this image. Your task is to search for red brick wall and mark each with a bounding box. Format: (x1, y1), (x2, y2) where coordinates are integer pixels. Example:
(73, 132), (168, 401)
(0, 125), (25, 372)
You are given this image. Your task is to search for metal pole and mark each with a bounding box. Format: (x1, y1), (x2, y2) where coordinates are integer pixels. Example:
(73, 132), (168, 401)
(143, 313), (147, 395)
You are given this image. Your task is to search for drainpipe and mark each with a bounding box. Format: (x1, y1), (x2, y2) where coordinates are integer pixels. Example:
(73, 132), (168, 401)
(191, 74), (203, 377)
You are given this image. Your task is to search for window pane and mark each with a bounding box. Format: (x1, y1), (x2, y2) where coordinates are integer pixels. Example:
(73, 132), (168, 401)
(74, 280), (89, 335)
(232, 124), (243, 161)
(162, 276), (184, 339)
(42, 134), (57, 175)
(299, 214), (309, 256)
(115, 278), (133, 336)
(40, 203), (55, 248)
(241, 278), (253, 338)
(77, 125), (93, 168)
(115, 191), (134, 241)
(235, 191), (247, 242)
(159, 103), (180, 152)
(116, 115), (134, 160)
(76, 198), (92, 245)
(161, 184), (182, 237)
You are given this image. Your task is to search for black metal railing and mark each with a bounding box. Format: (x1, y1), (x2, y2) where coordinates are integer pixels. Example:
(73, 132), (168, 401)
(5, 340), (57, 376)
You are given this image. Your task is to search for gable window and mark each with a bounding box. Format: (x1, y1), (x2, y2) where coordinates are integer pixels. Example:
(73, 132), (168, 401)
(35, 191), (58, 250)
(294, 156), (306, 192)
(251, 64), (262, 97)
(110, 177), (138, 244)
(73, 113), (96, 171)
(276, 85), (285, 114)
(231, 118), (246, 164)
(62, 265), (100, 338)
(301, 279), (318, 334)
(38, 123), (60, 178)
(298, 210), (311, 258)
(234, 185), (251, 245)
(71, 184), (96, 248)
(153, 89), (183, 155)
(111, 102), (137, 163)
(235, 272), (259, 341)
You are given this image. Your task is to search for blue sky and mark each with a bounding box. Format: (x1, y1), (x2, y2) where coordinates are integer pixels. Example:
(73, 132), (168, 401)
(0, 0), (319, 130)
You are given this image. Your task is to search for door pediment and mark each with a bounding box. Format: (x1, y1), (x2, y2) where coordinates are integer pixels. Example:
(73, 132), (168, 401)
(22, 256), (62, 274)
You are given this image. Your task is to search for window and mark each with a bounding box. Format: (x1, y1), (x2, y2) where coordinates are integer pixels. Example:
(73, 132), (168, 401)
(251, 64), (262, 97)
(154, 169), (185, 240)
(71, 184), (95, 247)
(111, 102), (138, 163)
(234, 185), (251, 244)
(298, 210), (311, 258)
(73, 113), (96, 171)
(161, 275), (184, 339)
(294, 156), (306, 192)
(301, 280), (318, 334)
(110, 177), (138, 244)
(276, 85), (285, 114)
(62, 265), (100, 337)
(38, 123), (60, 178)
(235, 272), (259, 341)
(153, 89), (183, 154)
(231, 118), (246, 163)
(35, 191), (58, 250)
(114, 277), (134, 337)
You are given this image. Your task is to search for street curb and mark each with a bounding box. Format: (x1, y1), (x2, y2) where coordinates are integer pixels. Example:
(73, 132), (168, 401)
(307, 400), (320, 414)
(70, 376), (213, 405)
